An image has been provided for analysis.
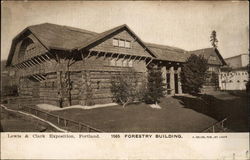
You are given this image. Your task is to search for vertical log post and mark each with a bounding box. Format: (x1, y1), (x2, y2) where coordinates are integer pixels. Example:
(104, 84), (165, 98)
(64, 119), (67, 127)
(78, 123), (81, 132)
(57, 115), (60, 125)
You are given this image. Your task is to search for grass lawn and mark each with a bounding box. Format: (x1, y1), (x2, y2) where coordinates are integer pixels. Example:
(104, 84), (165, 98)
(3, 91), (247, 132)
(1, 107), (56, 132)
(52, 97), (217, 132)
(174, 91), (249, 132)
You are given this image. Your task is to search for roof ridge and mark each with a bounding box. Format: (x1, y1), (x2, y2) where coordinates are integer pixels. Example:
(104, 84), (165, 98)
(145, 42), (186, 52)
(189, 47), (215, 52)
(63, 25), (99, 35)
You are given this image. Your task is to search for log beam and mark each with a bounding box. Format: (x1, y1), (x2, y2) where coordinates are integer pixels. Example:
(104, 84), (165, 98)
(146, 58), (153, 66)
(30, 59), (36, 65)
(32, 75), (41, 81)
(23, 61), (30, 67)
(27, 61), (33, 66)
(115, 54), (121, 61)
(40, 55), (47, 61)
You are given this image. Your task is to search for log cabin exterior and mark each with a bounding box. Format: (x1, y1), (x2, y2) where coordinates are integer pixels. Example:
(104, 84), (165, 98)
(5, 23), (226, 107)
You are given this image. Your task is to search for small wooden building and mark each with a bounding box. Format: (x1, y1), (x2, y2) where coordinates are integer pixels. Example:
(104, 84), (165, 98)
(6, 23), (226, 107)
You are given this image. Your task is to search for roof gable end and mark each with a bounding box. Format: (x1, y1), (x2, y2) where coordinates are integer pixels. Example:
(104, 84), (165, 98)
(77, 24), (156, 58)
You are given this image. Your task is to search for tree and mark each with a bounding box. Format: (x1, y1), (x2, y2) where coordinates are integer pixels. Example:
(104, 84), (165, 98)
(111, 69), (141, 108)
(181, 54), (209, 94)
(144, 64), (165, 104)
(210, 30), (218, 48)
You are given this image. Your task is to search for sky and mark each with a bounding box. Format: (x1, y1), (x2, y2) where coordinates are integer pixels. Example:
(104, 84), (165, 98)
(1, 1), (249, 61)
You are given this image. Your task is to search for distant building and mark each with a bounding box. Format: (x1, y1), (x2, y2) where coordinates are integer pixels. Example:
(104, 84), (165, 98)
(219, 54), (249, 90)
(224, 54), (249, 68)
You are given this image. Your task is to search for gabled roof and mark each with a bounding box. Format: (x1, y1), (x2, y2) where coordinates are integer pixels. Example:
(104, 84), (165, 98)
(6, 23), (226, 67)
(189, 48), (226, 65)
(6, 23), (157, 66)
(28, 23), (98, 51)
(76, 24), (156, 58)
(145, 43), (189, 62)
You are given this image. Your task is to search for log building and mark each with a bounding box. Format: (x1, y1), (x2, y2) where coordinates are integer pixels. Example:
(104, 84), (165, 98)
(5, 23), (226, 107)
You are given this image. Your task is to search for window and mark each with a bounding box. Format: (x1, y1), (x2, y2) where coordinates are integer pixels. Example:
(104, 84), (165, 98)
(113, 38), (131, 48)
(110, 59), (116, 66)
(113, 39), (118, 46)
(119, 40), (125, 47)
(210, 56), (217, 61)
(125, 41), (131, 48)
(128, 60), (133, 67)
(109, 58), (133, 67)
(122, 59), (128, 67)
(116, 59), (123, 66)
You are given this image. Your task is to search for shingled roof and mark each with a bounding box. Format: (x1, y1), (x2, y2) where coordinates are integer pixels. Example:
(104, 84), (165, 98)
(24, 23), (156, 57)
(189, 48), (226, 65)
(145, 43), (189, 62)
(28, 23), (98, 51)
(6, 23), (226, 66)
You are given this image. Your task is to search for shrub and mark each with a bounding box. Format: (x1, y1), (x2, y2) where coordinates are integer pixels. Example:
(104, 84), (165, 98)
(144, 64), (165, 104)
(181, 54), (209, 95)
(111, 69), (141, 108)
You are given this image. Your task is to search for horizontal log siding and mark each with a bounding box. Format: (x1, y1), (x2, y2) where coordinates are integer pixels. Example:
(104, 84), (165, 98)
(91, 30), (151, 57)
(19, 78), (34, 97)
(18, 69), (146, 107)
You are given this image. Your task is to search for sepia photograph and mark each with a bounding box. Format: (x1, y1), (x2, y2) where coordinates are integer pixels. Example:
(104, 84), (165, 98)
(1, 1), (249, 159)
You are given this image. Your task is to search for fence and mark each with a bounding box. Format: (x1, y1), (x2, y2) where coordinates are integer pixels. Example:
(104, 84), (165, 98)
(202, 117), (228, 132)
(19, 105), (103, 133)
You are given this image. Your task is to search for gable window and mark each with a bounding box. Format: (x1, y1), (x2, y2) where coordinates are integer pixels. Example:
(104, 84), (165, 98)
(210, 56), (217, 61)
(125, 41), (131, 48)
(113, 38), (131, 49)
(119, 40), (125, 47)
(113, 39), (119, 46)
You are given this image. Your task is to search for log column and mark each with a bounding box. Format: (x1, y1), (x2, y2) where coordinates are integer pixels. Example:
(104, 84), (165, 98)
(79, 70), (86, 105)
(56, 71), (62, 107)
(161, 66), (167, 95)
(169, 66), (175, 95)
(177, 67), (182, 94)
